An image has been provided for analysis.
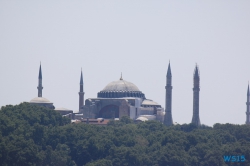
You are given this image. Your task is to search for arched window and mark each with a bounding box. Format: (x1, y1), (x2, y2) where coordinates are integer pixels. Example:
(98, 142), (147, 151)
(99, 105), (119, 119)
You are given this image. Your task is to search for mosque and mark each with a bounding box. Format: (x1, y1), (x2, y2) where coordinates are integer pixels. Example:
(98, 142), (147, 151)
(79, 63), (202, 126)
(28, 63), (250, 126)
(80, 74), (165, 122)
(29, 63), (204, 126)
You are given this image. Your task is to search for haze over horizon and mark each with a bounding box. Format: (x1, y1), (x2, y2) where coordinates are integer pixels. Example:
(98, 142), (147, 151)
(0, 1), (250, 126)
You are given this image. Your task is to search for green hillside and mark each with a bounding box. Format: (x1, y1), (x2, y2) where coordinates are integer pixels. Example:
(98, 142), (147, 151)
(0, 103), (249, 166)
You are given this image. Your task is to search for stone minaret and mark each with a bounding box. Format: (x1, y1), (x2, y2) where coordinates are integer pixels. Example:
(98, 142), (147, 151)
(79, 69), (85, 111)
(164, 62), (173, 126)
(191, 65), (201, 126)
(37, 63), (43, 97)
(246, 83), (250, 125)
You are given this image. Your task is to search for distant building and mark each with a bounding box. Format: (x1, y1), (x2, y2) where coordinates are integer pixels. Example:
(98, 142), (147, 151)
(28, 63), (207, 125)
(28, 62), (250, 125)
(79, 63), (203, 125)
(80, 73), (165, 122)
(55, 107), (73, 115)
(81, 118), (110, 126)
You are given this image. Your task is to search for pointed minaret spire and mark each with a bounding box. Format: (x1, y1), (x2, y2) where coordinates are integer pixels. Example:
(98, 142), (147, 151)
(164, 61), (173, 126)
(247, 82), (249, 96)
(80, 68), (83, 85)
(167, 61), (172, 77)
(191, 64), (201, 126)
(246, 82), (250, 125)
(39, 62), (42, 79)
(79, 68), (85, 111)
(120, 72), (123, 80)
(194, 64), (199, 78)
(37, 63), (43, 97)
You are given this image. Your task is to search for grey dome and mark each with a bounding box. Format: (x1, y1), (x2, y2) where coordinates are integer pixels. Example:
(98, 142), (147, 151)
(30, 97), (55, 109)
(98, 78), (145, 99)
(102, 79), (140, 92)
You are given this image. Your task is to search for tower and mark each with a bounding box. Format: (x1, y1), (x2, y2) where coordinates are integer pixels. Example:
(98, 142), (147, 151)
(246, 83), (250, 125)
(164, 62), (173, 126)
(79, 69), (85, 111)
(191, 64), (201, 126)
(37, 63), (43, 97)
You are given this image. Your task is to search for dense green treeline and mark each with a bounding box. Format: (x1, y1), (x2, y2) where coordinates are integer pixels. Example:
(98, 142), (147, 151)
(0, 103), (250, 166)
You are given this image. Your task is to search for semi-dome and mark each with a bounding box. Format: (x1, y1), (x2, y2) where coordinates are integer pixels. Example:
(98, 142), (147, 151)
(142, 99), (160, 106)
(97, 76), (145, 99)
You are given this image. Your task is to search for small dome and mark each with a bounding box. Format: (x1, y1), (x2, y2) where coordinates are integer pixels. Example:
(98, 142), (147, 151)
(136, 117), (148, 122)
(54, 107), (71, 111)
(139, 115), (156, 120)
(102, 79), (140, 92)
(30, 97), (52, 103)
(142, 99), (160, 106)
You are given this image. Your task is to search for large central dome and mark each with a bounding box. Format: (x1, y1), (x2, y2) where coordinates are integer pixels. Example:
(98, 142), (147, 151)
(102, 79), (140, 91)
(97, 77), (145, 99)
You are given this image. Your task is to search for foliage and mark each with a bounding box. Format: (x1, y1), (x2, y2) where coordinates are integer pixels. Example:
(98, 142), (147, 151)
(0, 103), (250, 165)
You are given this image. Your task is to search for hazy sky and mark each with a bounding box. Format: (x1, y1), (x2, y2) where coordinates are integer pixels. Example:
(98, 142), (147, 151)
(1, 1), (250, 126)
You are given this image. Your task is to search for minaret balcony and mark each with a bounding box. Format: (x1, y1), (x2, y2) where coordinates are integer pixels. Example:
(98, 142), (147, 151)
(165, 86), (172, 89)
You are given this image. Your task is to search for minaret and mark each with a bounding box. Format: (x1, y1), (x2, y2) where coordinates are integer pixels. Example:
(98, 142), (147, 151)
(191, 64), (201, 126)
(37, 63), (43, 97)
(164, 62), (173, 126)
(79, 69), (85, 111)
(246, 83), (250, 125)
